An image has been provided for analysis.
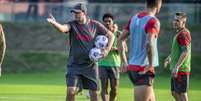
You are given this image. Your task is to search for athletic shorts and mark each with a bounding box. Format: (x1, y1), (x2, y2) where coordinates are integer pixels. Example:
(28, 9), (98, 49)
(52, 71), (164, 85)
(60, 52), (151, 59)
(128, 70), (155, 86)
(171, 72), (190, 93)
(66, 74), (99, 91)
(99, 66), (120, 79)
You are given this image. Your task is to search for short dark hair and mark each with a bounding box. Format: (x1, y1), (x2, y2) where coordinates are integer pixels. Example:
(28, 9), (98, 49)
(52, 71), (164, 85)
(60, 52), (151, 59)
(146, 0), (161, 8)
(102, 13), (114, 21)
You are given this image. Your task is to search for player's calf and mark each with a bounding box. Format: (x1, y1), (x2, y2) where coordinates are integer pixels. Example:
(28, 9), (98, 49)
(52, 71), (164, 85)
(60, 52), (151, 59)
(66, 87), (77, 101)
(89, 90), (99, 101)
(109, 79), (119, 101)
(179, 93), (188, 101)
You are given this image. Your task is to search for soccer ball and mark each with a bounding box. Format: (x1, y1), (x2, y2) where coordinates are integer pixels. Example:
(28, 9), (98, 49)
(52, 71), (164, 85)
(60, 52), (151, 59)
(95, 35), (108, 49)
(89, 47), (102, 61)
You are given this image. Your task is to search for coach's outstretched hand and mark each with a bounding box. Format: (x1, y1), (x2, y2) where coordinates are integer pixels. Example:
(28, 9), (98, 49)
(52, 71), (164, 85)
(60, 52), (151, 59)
(46, 13), (70, 33)
(47, 13), (56, 23)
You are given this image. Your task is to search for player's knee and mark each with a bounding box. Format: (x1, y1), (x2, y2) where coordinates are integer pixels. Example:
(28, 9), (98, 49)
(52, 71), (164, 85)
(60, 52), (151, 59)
(101, 89), (109, 95)
(67, 88), (76, 96)
(171, 91), (176, 97)
(180, 92), (187, 97)
(111, 86), (118, 95)
(90, 90), (99, 97)
(101, 85), (109, 94)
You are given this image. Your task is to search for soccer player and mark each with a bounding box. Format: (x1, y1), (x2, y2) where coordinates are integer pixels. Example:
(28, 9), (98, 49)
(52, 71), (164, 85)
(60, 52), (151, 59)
(0, 23), (6, 77)
(118, 0), (162, 101)
(98, 13), (127, 101)
(47, 3), (114, 101)
(164, 12), (191, 101)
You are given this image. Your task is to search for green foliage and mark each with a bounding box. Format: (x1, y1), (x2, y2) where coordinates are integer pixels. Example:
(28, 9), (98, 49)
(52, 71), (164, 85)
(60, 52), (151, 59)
(191, 54), (201, 74)
(3, 51), (201, 76)
(3, 51), (68, 73)
(1, 22), (201, 75)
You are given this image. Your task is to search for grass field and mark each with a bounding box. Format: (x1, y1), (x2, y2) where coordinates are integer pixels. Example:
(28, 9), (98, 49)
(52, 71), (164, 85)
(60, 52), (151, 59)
(0, 72), (201, 101)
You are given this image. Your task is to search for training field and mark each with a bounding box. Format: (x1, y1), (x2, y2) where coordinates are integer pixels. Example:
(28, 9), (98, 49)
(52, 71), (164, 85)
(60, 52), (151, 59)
(0, 72), (201, 101)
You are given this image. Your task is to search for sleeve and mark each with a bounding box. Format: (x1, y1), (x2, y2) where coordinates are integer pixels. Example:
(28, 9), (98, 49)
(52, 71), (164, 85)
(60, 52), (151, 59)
(176, 31), (191, 48)
(124, 17), (132, 31)
(145, 18), (160, 37)
(95, 21), (109, 35)
(63, 21), (71, 34)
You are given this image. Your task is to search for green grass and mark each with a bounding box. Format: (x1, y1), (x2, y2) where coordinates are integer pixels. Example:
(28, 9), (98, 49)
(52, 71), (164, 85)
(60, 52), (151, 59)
(3, 51), (68, 73)
(0, 72), (66, 101)
(0, 72), (201, 101)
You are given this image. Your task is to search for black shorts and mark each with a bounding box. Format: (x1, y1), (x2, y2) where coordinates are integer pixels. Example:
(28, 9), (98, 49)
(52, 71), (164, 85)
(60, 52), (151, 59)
(171, 73), (189, 93)
(66, 74), (99, 91)
(99, 66), (120, 79)
(128, 70), (155, 86)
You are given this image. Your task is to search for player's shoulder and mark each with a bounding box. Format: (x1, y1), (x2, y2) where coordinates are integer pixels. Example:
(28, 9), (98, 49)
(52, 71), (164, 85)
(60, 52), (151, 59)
(177, 28), (191, 40)
(148, 16), (159, 23)
(179, 28), (191, 36)
(91, 19), (104, 27)
(128, 11), (146, 20)
(183, 28), (190, 34)
(136, 11), (148, 18)
(90, 19), (99, 24)
(90, 19), (97, 22)
(146, 16), (160, 28)
(67, 20), (76, 26)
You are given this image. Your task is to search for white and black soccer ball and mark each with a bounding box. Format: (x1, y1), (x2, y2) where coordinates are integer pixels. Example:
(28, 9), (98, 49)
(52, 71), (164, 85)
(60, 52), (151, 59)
(95, 35), (108, 49)
(89, 47), (102, 61)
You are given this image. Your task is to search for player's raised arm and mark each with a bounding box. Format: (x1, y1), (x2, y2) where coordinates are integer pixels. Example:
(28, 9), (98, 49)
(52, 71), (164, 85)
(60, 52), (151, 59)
(47, 13), (71, 33)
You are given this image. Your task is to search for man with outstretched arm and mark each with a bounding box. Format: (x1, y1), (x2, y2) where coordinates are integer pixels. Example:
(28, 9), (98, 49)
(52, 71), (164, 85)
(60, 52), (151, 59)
(47, 3), (114, 101)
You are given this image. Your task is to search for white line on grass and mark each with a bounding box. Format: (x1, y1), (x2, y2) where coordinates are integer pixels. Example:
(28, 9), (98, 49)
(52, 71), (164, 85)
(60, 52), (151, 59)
(0, 95), (65, 101)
